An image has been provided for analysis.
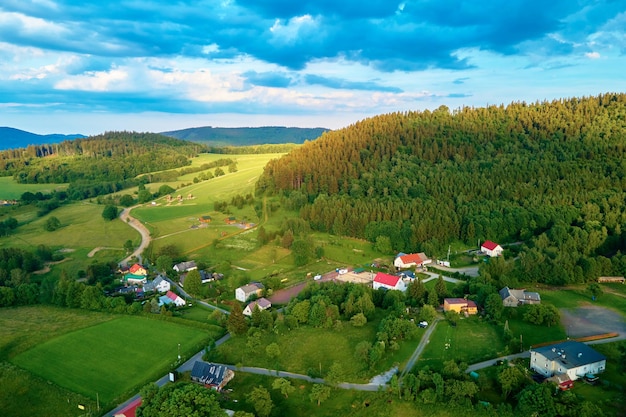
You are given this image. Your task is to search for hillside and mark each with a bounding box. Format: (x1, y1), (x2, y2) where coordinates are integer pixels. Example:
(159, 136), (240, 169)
(257, 93), (626, 284)
(0, 127), (86, 150)
(161, 126), (329, 146)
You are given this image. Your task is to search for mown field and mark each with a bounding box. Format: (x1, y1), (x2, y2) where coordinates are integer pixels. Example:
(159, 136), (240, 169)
(12, 315), (217, 404)
(0, 176), (68, 200)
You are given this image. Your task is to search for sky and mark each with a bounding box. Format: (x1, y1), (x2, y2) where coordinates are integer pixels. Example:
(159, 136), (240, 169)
(0, 0), (625, 135)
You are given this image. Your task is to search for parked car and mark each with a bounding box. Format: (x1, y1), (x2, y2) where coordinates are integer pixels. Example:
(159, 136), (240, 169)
(313, 274), (322, 281)
(418, 321), (428, 328)
(584, 374), (599, 385)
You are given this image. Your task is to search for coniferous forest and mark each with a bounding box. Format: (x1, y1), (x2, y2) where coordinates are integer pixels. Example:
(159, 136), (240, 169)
(257, 93), (626, 285)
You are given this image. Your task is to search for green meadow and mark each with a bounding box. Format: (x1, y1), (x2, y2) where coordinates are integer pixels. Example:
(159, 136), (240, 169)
(12, 316), (216, 404)
(0, 176), (68, 200)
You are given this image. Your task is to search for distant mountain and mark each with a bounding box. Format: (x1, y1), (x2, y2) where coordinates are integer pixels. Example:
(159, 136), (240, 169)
(161, 126), (330, 146)
(0, 127), (86, 150)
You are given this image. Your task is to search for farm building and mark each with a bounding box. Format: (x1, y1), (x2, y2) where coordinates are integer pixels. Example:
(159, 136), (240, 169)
(530, 340), (606, 383)
(199, 215), (212, 223)
(243, 297), (272, 316)
(499, 287), (541, 307)
(173, 261), (197, 273)
(225, 216), (237, 224)
(443, 298), (478, 315)
(597, 276), (625, 283)
(143, 275), (170, 293)
(372, 272), (407, 291)
(122, 273), (147, 285)
(394, 252), (432, 270)
(191, 361), (234, 391)
(480, 240), (503, 257)
(235, 283), (264, 302)
(128, 263), (148, 276)
(158, 290), (186, 307)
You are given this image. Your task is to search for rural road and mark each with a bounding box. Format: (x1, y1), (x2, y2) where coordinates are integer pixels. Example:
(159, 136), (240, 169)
(400, 317), (441, 379)
(119, 206), (151, 265)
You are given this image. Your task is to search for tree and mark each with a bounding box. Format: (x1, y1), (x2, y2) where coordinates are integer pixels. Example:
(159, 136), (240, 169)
(309, 384), (331, 406)
(420, 304), (437, 323)
(272, 378), (295, 398)
(137, 382), (226, 417)
(102, 205), (118, 221)
(350, 312), (367, 327)
(434, 275), (447, 299)
(325, 362), (345, 387)
(498, 365), (525, 399)
(407, 278), (426, 305)
(227, 302), (248, 335)
(156, 255), (173, 275)
(246, 386), (273, 417)
(291, 239), (311, 266)
(124, 239), (134, 254)
(184, 269), (202, 296)
(375, 235), (392, 254)
(44, 216), (61, 231)
(265, 342), (281, 360)
(484, 292), (504, 321)
(427, 288), (439, 307)
(587, 282), (603, 300)
(119, 194), (135, 207)
(516, 383), (557, 417)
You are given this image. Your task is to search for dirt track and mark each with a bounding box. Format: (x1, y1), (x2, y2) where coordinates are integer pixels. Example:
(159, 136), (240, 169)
(560, 305), (626, 338)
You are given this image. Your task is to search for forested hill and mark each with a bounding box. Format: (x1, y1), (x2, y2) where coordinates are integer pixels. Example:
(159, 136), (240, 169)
(257, 93), (626, 285)
(0, 131), (206, 185)
(161, 126), (329, 146)
(0, 127), (86, 150)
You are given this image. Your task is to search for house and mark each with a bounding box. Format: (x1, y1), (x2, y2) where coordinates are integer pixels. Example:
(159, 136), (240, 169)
(122, 273), (147, 285)
(372, 272), (407, 291)
(158, 290), (186, 307)
(143, 275), (170, 293)
(113, 397), (142, 417)
(180, 270), (224, 287)
(546, 373), (575, 390)
(129, 263), (148, 276)
(173, 261), (197, 273)
(225, 216), (237, 224)
(243, 297), (272, 316)
(199, 215), (212, 223)
(499, 287), (541, 307)
(191, 361), (235, 391)
(393, 252), (432, 270)
(443, 298), (478, 315)
(530, 340), (606, 383)
(480, 240), (503, 257)
(235, 283), (264, 302)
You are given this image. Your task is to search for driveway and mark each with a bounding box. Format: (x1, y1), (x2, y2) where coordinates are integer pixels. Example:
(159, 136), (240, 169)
(119, 206), (152, 265)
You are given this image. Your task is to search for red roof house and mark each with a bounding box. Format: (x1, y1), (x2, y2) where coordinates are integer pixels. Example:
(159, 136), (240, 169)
(373, 272), (406, 291)
(480, 241), (503, 257)
(129, 263), (147, 276)
(394, 252), (432, 269)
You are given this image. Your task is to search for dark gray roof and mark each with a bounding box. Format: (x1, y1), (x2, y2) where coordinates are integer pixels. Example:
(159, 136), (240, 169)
(499, 286), (540, 302)
(191, 361), (231, 386)
(533, 340), (606, 368)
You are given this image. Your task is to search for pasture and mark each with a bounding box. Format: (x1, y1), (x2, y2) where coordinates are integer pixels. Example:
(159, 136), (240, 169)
(0, 176), (67, 200)
(12, 316), (215, 404)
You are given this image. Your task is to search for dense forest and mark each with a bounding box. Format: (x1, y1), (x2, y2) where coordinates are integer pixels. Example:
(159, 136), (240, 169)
(162, 126), (328, 146)
(257, 93), (626, 284)
(0, 132), (206, 184)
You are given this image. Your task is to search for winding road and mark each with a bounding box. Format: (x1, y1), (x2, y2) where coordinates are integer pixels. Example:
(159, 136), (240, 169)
(119, 206), (152, 265)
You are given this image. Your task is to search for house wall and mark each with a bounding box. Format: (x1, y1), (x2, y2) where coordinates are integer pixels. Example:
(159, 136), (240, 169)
(531, 352), (606, 380)
(443, 301), (463, 313)
(502, 296), (518, 307)
(235, 288), (246, 302)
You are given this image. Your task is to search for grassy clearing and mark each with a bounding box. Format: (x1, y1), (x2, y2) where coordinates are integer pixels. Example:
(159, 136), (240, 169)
(0, 176), (68, 200)
(418, 317), (506, 370)
(12, 316), (213, 404)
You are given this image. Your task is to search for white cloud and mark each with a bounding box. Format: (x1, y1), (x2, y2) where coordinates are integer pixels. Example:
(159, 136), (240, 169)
(55, 68), (129, 91)
(585, 51), (600, 59)
(269, 15), (318, 45)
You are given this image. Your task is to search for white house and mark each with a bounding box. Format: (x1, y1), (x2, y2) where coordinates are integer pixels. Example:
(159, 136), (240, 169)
(480, 240), (503, 257)
(373, 272), (407, 292)
(243, 297), (272, 316)
(499, 286), (541, 307)
(393, 252), (432, 270)
(143, 275), (170, 293)
(530, 340), (606, 382)
(235, 283), (264, 302)
(158, 290), (186, 307)
(173, 261), (198, 273)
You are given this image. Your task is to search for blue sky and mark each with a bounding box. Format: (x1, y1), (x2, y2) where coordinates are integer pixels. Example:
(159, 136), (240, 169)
(0, 0), (625, 135)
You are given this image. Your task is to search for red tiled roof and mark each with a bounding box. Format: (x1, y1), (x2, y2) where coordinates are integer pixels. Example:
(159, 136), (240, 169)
(374, 272), (401, 287)
(166, 291), (178, 301)
(114, 397), (141, 417)
(481, 240), (499, 250)
(399, 253), (423, 264)
(129, 263), (144, 273)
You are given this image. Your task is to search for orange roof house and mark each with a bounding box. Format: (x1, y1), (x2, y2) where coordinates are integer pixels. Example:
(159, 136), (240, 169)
(129, 263), (147, 276)
(394, 252), (432, 269)
(443, 298), (478, 315)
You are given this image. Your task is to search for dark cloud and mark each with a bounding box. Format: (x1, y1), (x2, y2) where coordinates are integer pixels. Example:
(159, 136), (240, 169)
(305, 74), (403, 92)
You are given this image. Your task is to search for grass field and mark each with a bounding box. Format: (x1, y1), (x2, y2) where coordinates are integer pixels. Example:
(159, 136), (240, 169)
(0, 176), (68, 200)
(12, 316), (214, 404)
(418, 317), (507, 370)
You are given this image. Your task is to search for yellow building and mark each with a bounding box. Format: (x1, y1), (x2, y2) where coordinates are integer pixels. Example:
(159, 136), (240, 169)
(443, 298), (478, 315)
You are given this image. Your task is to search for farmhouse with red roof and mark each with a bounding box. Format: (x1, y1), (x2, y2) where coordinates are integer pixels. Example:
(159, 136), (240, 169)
(480, 240), (503, 257)
(373, 272), (407, 291)
(394, 252), (432, 270)
(128, 263), (148, 276)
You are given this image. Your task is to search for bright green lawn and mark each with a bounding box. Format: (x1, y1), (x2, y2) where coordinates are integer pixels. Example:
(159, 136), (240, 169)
(12, 316), (211, 404)
(418, 317), (506, 370)
(0, 176), (68, 200)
